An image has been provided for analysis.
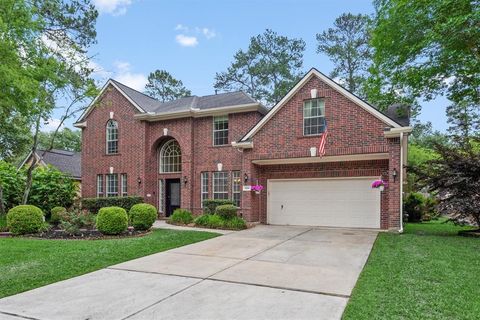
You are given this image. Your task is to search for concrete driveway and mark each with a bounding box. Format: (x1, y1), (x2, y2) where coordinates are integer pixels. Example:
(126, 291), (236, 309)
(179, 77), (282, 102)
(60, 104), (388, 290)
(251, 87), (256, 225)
(0, 225), (378, 320)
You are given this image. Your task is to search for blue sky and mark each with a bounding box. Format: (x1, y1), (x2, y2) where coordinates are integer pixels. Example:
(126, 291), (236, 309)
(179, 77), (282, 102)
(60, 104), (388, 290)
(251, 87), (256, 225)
(50, 0), (448, 132)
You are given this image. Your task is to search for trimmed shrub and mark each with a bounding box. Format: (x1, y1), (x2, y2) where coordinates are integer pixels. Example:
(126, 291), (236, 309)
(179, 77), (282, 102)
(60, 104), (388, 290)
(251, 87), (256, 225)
(223, 216), (247, 230)
(215, 204), (237, 219)
(202, 199), (235, 214)
(82, 196), (143, 214)
(6, 205), (44, 235)
(170, 209), (194, 225)
(129, 203), (157, 230)
(194, 214), (223, 229)
(96, 207), (128, 235)
(50, 206), (67, 224)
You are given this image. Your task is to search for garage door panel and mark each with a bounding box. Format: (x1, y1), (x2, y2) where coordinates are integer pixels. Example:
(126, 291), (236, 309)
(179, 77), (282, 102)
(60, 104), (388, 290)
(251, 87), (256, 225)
(268, 178), (380, 229)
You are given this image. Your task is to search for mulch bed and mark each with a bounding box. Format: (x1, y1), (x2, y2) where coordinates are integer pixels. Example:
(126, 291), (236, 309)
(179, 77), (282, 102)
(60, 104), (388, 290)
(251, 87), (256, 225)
(3, 228), (151, 240)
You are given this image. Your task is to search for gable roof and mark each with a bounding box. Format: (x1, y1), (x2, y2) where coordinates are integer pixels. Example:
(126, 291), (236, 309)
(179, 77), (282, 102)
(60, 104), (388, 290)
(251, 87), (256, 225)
(240, 68), (402, 142)
(75, 79), (262, 124)
(20, 149), (81, 180)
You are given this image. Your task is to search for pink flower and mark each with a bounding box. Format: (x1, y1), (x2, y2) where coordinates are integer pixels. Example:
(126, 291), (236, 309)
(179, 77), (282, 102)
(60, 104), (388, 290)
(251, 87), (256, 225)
(251, 185), (264, 192)
(371, 180), (388, 189)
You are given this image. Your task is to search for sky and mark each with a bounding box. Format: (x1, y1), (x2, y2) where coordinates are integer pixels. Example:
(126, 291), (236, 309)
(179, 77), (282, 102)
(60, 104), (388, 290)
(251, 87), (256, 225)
(48, 0), (449, 132)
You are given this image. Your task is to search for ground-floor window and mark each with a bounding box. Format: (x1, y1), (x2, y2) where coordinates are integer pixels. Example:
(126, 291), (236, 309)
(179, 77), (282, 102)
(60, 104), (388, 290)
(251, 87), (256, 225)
(96, 174), (104, 197)
(201, 172), (209, 207)
(158, 179), (165, 213)
(121, 174), (128, 197)
(106, 174), (118, 197)
(213, 171), (229, 200)
(232, 171), (241, 207)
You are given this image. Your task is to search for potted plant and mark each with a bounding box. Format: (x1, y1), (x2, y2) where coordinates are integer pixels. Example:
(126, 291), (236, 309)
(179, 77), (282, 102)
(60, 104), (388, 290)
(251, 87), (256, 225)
(371, 179), (388, 191)
(251, 185), (264, 194)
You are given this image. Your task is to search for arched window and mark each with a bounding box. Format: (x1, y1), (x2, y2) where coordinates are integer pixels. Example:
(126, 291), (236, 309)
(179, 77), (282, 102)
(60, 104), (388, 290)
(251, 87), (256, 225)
(106, 120), (118, 154)
(159, 139), (181, 173)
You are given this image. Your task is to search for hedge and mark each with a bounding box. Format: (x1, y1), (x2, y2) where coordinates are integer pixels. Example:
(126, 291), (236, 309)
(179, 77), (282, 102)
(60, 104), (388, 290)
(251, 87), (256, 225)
(82, 196), (143, 213)
(170, 209), (194, 225)
(215, 204), (238, 219)
(202, 199), (235, 214)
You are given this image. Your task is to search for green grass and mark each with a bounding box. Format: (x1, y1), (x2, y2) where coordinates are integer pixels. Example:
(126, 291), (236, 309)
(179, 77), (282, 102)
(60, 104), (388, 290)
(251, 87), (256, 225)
(343, 220), (480, 319)
(0, 229), (219, 298)
(0, 215), (6, 231)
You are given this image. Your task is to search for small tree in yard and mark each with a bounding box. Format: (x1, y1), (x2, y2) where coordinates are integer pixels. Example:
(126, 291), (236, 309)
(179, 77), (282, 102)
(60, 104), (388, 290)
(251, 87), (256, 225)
(412, 140), (480, 229)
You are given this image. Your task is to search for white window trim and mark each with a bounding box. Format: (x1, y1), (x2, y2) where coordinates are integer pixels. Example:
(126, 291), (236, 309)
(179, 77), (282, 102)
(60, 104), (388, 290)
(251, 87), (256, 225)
(158, 179), (165, 213)
(106, 120), (119, 154)
(213, 115), (229, 146)
(106, 173), (119, 197)
(212, 171), (229, 200)
(121, 173), (127, 197)
(201, 172), (209, 208)
(96, 174), (104, 197)
(159, 139), (182, 173)
(231, 171), (241, 207)
(303, 98), (325, 136)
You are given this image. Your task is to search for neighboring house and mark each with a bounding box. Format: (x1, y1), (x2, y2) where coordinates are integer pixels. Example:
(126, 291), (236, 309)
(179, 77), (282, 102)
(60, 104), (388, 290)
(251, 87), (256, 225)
(75, 68), (411, 231)
(20, 149), (82, 194)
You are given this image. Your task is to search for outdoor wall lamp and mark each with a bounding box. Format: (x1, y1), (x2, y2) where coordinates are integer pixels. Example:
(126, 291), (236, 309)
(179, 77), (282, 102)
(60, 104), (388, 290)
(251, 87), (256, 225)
(137, 177), (142, 184)
(392, 168), (398, 182)
(243, 173), (249, 183)
(183, 176), (188, 185)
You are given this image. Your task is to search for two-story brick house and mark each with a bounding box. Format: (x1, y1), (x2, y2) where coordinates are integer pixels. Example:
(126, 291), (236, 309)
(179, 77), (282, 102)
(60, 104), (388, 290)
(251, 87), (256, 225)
(75, 68), (411, 231)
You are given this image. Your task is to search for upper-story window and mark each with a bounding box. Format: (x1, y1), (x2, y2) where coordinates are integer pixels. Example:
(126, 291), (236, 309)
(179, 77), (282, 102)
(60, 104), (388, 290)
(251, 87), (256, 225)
(159, 139), (182, 173)
(106, 120), (119, 154)
(213, 115), (229, 146)
(303, 98), (325, 136)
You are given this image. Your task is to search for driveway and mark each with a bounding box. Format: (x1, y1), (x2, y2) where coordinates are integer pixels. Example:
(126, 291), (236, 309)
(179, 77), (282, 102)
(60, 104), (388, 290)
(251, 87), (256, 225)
(0, 225), (378, 320)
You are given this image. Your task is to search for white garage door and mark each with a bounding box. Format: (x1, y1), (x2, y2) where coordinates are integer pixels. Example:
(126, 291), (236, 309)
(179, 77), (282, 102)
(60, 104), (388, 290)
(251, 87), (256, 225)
(267, 177), (381, 228)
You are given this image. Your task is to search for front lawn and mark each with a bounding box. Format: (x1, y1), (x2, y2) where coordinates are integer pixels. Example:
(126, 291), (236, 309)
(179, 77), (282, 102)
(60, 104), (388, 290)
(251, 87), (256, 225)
(343, 220), (480, 319)
(0, 229), (219, 298)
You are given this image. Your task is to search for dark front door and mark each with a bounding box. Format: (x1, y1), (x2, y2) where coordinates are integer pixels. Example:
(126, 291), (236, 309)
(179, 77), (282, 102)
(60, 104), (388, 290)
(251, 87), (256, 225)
(166, 179), (181, 217)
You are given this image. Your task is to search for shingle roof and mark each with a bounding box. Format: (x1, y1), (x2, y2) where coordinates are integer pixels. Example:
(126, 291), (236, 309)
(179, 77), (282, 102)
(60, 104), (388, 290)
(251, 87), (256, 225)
(110, 79), (258, 114)
(36, 149), (81, 179)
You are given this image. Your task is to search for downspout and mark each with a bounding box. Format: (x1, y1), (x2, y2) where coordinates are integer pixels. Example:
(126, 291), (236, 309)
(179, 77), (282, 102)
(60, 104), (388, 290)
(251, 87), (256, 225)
(399, 132), (404, 233)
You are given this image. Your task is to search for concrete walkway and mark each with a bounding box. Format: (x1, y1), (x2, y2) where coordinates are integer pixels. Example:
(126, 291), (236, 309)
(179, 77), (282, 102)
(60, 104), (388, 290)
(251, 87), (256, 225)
(0, 225), (378, 320)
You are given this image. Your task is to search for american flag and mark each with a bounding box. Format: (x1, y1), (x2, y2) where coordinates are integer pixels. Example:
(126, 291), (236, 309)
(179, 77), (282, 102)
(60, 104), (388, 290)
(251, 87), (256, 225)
(318, 119), (328, 157)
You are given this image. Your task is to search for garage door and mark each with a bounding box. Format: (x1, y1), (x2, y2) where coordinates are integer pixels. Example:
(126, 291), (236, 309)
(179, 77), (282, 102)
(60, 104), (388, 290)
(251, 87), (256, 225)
(267, 177), (380, 228)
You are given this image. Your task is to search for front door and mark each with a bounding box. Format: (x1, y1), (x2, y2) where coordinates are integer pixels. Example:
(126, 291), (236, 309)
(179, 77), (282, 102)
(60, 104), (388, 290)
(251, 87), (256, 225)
(165, 179), (181, 217)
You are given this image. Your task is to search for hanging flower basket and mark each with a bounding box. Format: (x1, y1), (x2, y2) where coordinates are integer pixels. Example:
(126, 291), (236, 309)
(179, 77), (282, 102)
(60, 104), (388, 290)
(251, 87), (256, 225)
(371, 180), (388, 191)
(251, 185), (264, 194)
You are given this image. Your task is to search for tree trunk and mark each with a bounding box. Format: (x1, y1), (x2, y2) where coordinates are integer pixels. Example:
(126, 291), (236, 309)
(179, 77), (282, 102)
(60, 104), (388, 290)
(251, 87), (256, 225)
(22, 115), (41, 205)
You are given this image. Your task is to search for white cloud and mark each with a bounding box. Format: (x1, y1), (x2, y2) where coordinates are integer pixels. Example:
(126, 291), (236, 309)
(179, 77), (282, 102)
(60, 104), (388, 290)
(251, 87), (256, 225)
(112, 60), (147, 91)
(93, 0), (132, 16)
(175, 34), (199, 47)
(201, 27), (216, 39)
(41, 118), (64, 132)
(175, 24), (189, 32)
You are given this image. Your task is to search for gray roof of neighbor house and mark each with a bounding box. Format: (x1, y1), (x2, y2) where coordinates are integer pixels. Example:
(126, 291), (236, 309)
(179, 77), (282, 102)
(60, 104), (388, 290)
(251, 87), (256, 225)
(110, 79), (258, 114)
(35, 149), (81, 180)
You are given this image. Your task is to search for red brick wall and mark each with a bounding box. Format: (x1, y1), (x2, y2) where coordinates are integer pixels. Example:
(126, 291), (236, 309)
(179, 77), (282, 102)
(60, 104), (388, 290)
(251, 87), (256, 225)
(239, 75), (401, 229)
(81, 75), (402, 230)
(81, 85), (147, 199)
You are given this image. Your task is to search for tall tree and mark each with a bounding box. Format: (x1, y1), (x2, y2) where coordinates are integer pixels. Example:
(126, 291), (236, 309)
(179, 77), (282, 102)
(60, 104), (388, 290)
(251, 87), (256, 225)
(145, 70), (191, 102)
(369, 0), (480, 108)
(214, 29), (306, 106)
(316, 13), (372, 96)
(446, 102), (480, 141)
(0, 0), (98, 203)
(38, 127), (82, 152)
